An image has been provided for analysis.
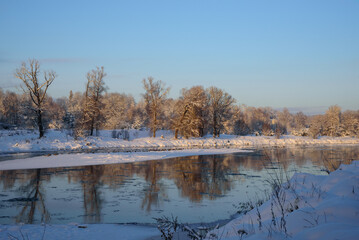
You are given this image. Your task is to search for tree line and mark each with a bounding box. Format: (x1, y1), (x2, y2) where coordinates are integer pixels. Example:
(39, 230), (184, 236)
(1, 59), (359, 139)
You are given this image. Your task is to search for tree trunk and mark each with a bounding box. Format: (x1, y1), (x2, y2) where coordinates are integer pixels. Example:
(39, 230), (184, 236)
(212, 114), (217, 138)
(37, 110), (44, 138)
(199, 127), (204, 137)
(90, 117), (95, 136)
(152, 111), (157, 137)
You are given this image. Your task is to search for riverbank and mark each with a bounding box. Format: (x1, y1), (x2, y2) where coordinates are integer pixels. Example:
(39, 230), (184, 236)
(207, 160), (359, 240)
(1, 129), (359, 155)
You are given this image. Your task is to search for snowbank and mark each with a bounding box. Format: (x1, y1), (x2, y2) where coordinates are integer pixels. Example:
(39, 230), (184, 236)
(206, 161), (359, 240)
(1, 129), (359, 154)
(0, 148), (247, 170)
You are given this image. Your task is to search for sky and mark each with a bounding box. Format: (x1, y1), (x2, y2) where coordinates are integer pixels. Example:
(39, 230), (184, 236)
(0, 0), (358, 114)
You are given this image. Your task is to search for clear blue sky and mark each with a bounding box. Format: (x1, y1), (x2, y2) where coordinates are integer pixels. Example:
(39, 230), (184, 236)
(1, 0), (358, 114)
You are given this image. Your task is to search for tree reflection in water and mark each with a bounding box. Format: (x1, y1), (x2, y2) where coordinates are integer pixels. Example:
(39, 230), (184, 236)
(170, 155), (236, 202)
(15, 169), (49, 224)
(79, 165), (104, 223)
(141, 161), (166, 212)
(1, 146), (359, 224)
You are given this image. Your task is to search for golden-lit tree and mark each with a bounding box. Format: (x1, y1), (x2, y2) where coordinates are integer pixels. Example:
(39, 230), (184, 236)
(15, 59), (56, 138)
(142, 77), (170, 137)
(82, 66), (107, 136)
(207, 86), (235, 138)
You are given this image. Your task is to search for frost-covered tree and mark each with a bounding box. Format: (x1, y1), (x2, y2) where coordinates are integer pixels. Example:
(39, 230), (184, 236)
(242, 106), (274, 135)
(131, 100), (147, 130)
(309, 115), (323, 139)
(222, 104), (241, 135)
(15, 59), (56, 138)
(291, 111), (308, 136)
(162, 98), (177, 131)
(82, 67), (107, 136)
(294, 111), (307, 129)
(233, 105), (251, 135)
(2, 91), (20, 126)
(276, 108), (293, 134)
(63, 91), (84, 136)
(323, 105), (341, 137)
(173, 86), (208, 138)
(142, 77), (170, 137)
(102, 93), (136, 130)
(207, 86), (235, 138)
(340, 110), (359, 137)
(17, 93), (34, 129)
(44, 96), (66, 129)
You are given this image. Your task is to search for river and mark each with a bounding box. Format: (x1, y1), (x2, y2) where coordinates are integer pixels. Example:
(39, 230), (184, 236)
(0, 145), (358, 225)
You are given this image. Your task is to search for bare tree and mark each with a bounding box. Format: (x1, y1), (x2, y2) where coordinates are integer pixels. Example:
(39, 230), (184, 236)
(142, 77), (170, 137)
(15, 59), (56, 138)
(82, 66), (107, 136)
(207, 86), (235, 138)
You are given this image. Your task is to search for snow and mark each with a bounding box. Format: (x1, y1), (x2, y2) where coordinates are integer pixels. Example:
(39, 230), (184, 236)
(1, 129), (359, 154)
(206, 161), (359, 240)
(0, 148), (246, 171)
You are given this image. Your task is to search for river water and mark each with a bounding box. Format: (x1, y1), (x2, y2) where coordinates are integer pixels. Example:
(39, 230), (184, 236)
(0, 146), (358, 225)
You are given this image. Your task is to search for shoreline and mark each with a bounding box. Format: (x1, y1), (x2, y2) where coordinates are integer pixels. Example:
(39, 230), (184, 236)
(1, 129), (359, 155)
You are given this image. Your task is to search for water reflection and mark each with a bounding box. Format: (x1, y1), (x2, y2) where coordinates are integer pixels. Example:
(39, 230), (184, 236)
(172, 155), (235, 202)
(80, 166), (104, 223)
(0, 146), (358, 224)
(141, 161), (166, 212)
(4, 169), (50, 224)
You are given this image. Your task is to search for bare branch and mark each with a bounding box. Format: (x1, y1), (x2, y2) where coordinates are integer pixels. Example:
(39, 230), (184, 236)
(14, 59), (56, 138)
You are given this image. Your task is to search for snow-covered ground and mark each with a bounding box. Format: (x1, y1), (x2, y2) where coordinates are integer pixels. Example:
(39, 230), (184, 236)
(206, 161), (359, 240)
(0, 148), (246, 170)
(1, 129), (359, 154)
(1, 161), (358, 239)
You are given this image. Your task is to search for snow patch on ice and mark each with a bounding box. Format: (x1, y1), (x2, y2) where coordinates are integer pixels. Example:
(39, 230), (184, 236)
(0, 148), (247, 170)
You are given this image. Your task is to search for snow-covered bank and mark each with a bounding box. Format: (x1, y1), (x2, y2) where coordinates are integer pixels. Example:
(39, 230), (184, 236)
(206, 161), (359, 240)
(1, 129), (359, 154)
(0, 148), (247, 170)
